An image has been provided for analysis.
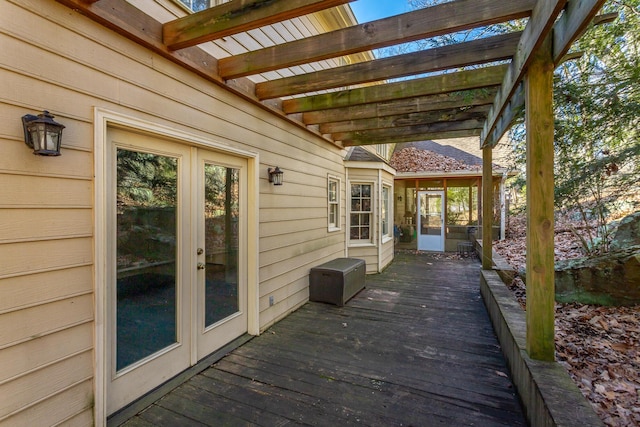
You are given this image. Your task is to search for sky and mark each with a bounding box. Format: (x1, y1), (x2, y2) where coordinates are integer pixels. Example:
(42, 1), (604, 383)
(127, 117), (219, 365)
(349, 0), (411, 23)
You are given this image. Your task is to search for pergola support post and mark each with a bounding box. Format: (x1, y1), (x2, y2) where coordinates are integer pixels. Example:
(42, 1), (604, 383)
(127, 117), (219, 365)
(482, 146), (493, 270)
(525, 36), (555, 361)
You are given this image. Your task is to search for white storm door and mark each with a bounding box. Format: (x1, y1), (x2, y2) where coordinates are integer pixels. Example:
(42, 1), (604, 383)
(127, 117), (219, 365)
(195, 149), (248, 360)
(417, 191), (445, 252)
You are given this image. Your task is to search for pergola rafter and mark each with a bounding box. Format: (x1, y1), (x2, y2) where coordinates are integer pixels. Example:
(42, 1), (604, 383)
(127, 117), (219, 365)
(217, 0), (537, 80)
(55, 0), (608, 148)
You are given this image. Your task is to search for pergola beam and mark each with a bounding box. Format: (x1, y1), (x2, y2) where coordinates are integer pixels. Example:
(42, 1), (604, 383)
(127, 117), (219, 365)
(335, 119), (484, 145)
(219, 0), (536, 79)
(163, 0), (354, 51)
(481, 0), (608, 147)
(481, 0), (567, 147)
(342, 129), (481, 146)
(553, 0), (608, 64)
(301, 89), (499, 125)
(283, 65), (508, 114)
(319, 105), (491, 135)
(255, 32), (521, 99)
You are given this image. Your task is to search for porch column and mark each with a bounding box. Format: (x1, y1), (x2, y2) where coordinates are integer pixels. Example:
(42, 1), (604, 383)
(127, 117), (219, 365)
(525, 36), (555, 361)
(481, 146), (493, 270)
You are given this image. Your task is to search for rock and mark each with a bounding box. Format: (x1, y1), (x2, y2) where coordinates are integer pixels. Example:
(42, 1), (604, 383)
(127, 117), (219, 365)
(554, 247), (640, 306)
(610, 211), (640, 251)
(517, 246), (640, 305)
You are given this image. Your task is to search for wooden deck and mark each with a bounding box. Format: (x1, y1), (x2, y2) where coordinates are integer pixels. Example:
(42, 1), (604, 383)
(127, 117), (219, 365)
(120, 252), (526, 426)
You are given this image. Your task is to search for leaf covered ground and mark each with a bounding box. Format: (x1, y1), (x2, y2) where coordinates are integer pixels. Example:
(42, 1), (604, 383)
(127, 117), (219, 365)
(493, 214), (640, 426)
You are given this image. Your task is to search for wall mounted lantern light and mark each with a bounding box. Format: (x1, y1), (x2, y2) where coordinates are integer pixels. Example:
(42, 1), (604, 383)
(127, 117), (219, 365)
(22, 110), (65, 156)
(268, 166), (283, 185)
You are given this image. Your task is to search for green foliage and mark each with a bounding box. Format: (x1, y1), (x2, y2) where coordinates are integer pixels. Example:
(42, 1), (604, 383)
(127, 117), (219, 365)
(506, 0), (640, 254)
(117, 150), (178, 208)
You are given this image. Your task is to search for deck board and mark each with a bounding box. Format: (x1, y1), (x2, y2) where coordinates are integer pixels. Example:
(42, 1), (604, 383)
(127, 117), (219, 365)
(120, 252), (526, 426)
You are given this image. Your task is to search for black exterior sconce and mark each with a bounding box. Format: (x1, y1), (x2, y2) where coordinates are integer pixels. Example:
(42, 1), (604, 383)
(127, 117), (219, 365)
(268, 166), (283, 185)
(22, 110), (65, 156)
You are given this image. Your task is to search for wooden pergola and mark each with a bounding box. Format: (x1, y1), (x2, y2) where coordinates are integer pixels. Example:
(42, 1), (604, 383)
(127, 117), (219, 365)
(56, 0), (608, 361)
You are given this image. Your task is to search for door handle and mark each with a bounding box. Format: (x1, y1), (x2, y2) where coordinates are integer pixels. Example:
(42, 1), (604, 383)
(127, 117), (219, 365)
(197, 262), (205, 270)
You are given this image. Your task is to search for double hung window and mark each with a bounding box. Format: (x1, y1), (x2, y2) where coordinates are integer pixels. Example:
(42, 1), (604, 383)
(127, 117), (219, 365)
(350, 183), (372, 242)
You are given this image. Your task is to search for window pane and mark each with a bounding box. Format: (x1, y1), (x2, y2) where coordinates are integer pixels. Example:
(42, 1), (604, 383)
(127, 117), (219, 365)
(203, 164), (240, 328)
(350, 184), (373, 241)
(116, 149), (178, 371)
(382, 186), (389, 235)
(329, 181), (337, 202)
(178, 0), (210, 12)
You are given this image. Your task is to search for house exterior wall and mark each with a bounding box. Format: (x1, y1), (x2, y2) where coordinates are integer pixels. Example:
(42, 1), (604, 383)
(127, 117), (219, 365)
(0, 0), (349, 424)
(346, 163), (395, 274)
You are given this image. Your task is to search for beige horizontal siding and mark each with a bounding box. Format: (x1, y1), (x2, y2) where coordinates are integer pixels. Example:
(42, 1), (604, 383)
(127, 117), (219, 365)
(0, 209), (92, 244)
(0, 0), (354, 423)
(0, 238), (93, 279)
(0, 175), (92, 209)
(0, 295), (93, 349)
(380, 241), (395, 271)
(347, 247), (379, 274)
(0, 350), (92, 421)
(0, 266), (92, 314)
(259, 241), (346, 287)
(0, 323), (92, 384)
(0, 380), (93, 427)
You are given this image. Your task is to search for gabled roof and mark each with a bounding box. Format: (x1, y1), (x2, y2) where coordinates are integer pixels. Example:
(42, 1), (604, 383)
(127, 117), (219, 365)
(56, 0), (609, 148)
(344, 146), (387, 163)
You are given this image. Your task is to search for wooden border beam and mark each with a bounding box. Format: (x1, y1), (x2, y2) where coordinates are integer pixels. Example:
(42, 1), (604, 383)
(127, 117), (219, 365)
(219, 0), (536, 79)
(163, 0), (354, 51)
(283, 65), (508, 114)
(255, 32), (521, 99)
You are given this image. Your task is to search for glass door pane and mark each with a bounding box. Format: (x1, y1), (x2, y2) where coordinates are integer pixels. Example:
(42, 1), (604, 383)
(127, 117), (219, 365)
(203, 164), (240, 328)
(116, 149), (178, 371)
(417, 191), (444, 251)
(425, 194), (443, 236)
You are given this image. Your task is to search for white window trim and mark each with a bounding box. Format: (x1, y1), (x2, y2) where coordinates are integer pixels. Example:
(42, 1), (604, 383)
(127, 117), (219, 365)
(348, 181), (375, 247)
(327, 175), (341, 232)
(381, 182), (393, 244)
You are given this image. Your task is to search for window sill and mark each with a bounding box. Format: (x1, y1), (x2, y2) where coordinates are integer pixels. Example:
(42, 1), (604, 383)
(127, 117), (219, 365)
(348, 242), (375, 248)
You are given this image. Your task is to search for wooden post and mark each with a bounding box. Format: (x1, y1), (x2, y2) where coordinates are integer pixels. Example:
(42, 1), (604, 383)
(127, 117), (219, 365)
(525, 36), (555, 361)
(482, 146), (493, 270)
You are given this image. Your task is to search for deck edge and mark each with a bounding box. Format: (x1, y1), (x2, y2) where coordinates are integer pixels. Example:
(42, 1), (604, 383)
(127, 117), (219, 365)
(480, 269), (604, 427)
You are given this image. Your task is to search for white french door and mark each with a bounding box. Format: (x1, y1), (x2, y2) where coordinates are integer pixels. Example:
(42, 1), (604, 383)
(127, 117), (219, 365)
(417, 191), (445, 252)
(106, 127), (247, 415)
